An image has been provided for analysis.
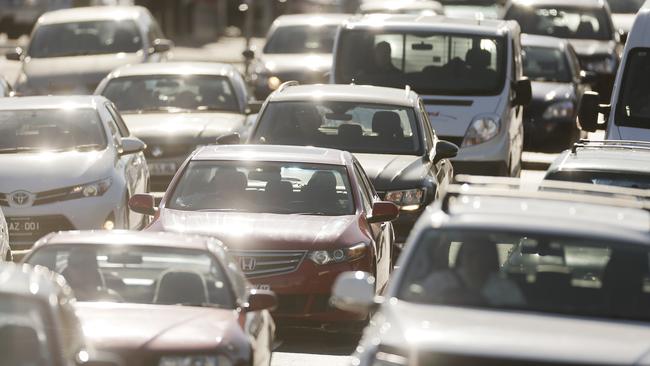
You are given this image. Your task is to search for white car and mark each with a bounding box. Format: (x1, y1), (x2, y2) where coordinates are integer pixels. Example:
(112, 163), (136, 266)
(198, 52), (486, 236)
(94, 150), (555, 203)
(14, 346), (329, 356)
(0, 208), (10, 260)
(0, 96), (149, 253)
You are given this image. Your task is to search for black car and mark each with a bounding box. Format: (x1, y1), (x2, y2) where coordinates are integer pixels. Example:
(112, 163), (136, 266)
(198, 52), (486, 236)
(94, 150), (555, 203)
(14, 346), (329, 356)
(240, 83), (458, 243)
(504, 0), (623, 102)
(522, 34), (591, 151)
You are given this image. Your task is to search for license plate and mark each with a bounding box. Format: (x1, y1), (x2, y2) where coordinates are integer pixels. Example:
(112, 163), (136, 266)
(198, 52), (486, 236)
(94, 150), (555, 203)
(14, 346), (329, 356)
(253, 284), (271, 291)
(148, 162), (177, 176)
(7, 217), (40, 237)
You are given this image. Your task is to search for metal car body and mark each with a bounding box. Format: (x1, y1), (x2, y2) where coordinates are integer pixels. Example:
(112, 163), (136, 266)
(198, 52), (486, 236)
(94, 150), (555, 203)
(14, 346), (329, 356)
(358, 0), (444, 15)
(247, 84), (457, 242)
(545, 140), (650, 189)
(23, 230), (276, 366)
(332, 14), (529, 176)
(0, 75), (13, 97)
(133, 145), (398, 327)
(95, 62), (254, 192)
(521, 34), (590, 151)
(0, 208), (11, 261)
(0, 96), (149, 252)
(246, 13), (350, 100)
(8, 6), (172, 95)
(333, 179), (650, 366)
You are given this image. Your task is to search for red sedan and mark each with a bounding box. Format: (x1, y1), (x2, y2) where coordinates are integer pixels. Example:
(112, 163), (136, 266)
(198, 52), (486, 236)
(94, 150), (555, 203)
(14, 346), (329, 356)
(130, 145), (398, 327)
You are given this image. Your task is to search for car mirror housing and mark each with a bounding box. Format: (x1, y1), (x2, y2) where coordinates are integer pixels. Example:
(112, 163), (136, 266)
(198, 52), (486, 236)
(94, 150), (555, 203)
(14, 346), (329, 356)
(368, 201), (399, 223)
(513, 78), (532, 106)
(245, 289), (277, 312)
(216, 132), (241, 145)
(433, 140), (459, 163)
(5, 47), (23, 61)
(151, 38), (174, 54)
(128, 194), (156, 216)
(245, 101), (263, 115)
(119, 137), (146, 156)
(331, 271), (378, 315)
(578, 91), (609, 132)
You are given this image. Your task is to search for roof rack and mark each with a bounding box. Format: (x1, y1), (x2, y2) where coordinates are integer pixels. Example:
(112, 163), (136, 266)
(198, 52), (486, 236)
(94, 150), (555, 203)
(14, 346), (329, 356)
(571, 139), (650, 153)
(277, 80), (299, 93)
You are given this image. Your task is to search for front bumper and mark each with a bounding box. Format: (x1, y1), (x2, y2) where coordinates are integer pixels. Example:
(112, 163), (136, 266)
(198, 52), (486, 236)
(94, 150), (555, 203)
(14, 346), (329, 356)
(524, 117), (578, 150)
(443, 129), (512, 176)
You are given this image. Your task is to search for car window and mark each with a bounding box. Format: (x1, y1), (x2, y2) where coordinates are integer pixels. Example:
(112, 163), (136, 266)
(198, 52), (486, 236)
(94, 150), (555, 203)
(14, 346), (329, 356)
(418, 100), (435, 151)
(615, 48), (650, 129)
(264, 24), (339, 54)
(0, 295), (54, 366)
(105, 103), (129, 137)
(522, 46), (573, 83)
(505, 5), (612, 41)
(353, 162), (373, 213)
(546, 170), (650, 190)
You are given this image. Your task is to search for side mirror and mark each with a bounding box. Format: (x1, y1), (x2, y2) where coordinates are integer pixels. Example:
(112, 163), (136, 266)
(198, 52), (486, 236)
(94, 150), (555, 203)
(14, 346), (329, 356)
(368, 201), (399, 223)
(245, 101), (263, 115)
(242, 49), (255, 60)
(513, 78), (532, 106)
(578, 91), (603, 132)
(619, 29), (628, 44)
(330, 271), (378, 315)
(245, 289), (277, 311)
(128, 194), (156, 216)
(6, 47), (23, 61)
(216, 132), (241, 145)
(119, 137), (146, 156)
(151, 38), (174, 54)
(432, 140), (459, 163)
(579, 70), (598, 84)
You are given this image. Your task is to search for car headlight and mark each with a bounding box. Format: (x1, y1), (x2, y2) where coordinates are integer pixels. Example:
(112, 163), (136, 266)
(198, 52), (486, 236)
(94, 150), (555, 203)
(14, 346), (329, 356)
(384, 188), (425, 210)
(267, 76), (282, 90)
(372, 351), (408, 366)
(308, 243), (367, 265)
(69, 178), (112, 199)
(462, 115), (500, 147)
(542, 101), (574, 120)
(583, 56), (616, 74)
(158, 355), (232, 366)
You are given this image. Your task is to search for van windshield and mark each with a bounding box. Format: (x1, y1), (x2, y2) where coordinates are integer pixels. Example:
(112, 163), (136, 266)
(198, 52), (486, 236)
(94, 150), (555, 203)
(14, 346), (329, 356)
(505, 5), (612, 41)
(335, 30), (506, 96)
(615, 49), (650, 129)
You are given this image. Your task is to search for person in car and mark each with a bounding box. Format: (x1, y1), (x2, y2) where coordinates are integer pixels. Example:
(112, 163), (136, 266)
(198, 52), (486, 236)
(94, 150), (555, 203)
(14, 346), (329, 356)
(373, 41), (401, 74)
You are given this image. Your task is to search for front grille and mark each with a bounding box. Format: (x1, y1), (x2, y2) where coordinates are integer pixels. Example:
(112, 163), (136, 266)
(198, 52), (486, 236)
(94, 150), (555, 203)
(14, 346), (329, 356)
(144, 143), (194, 159)
(276, 71), (327, 85)
(276, 294), (309, 314)
(439, 136), (464, 147)
(0, 186), (77, 207)
(7, 215), (74, 248)
(230, 250), (307, 278)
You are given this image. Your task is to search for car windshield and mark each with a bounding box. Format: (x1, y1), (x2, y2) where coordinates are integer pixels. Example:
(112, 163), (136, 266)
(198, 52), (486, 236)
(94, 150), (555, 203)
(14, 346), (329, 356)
(101, 75), (240, 113)
(264, 24), (339, 54)
(335, 31), (506, 96)
(29, 20), (142, 58)
(615, 49), (650, 129)
(505, 6), (612, 41)
(27, 245), (235, 308)
(523, 46), (572, 83)
(169, 161), (355, 216)
(399, 229), (650, 322)
(0, 109), (107, 153)
(253, 102), (422, 155)
(0, 295), (53, 366)
(546, 170), (650, 190)
(607, 0), (644, 14)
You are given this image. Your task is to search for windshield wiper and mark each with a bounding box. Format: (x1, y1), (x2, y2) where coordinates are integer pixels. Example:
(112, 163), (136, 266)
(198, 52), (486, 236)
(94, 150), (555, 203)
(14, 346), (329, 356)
(0, 147), (60, 153)
(175, 302), (229, 309)
(291, 212), (332, 216)
(74, 144), (104, 151)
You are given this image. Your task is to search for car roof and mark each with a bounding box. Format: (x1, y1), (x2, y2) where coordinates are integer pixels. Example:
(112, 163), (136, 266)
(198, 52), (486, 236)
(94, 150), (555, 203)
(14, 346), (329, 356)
(0, 95), (105, 110)
(521, 34), (570, 49)
(38, 6), (148, 25)
(549, 141), (650, 175)
(508, 0), (606, 9)
(343, 14), (515, 37)
(106, 62), (239, 79)
(192, 144), (351, 166)
(0, 262), (70, 301)
(360, 0), (442, 12)
(271, 13), (351, 27)
(267, 84), (418, 107)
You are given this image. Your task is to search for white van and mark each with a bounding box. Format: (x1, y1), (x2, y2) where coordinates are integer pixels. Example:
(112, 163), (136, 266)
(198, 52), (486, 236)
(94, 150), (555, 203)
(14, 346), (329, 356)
(579, 2), (650, 139)
(331, 15), (531, 176)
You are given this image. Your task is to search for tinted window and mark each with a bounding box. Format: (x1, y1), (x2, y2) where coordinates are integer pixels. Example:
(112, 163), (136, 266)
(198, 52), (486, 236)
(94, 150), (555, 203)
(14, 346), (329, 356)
(264, 25), (338, 54)
(29, 20), (142, 58)
(523, 46), (572, 82)
(0, 109), (107, 152)
(505, 6), (612, 40)
(102, 75), (240, 113)
(546, 170), (650, 189)
(253, 101), (422, 155)
(607, 0), (644, 13)
(169, 161), (355, 216)
(615, 49), (650, 129)
(399, 229), (650, 322)
(335, 30), (507, 96)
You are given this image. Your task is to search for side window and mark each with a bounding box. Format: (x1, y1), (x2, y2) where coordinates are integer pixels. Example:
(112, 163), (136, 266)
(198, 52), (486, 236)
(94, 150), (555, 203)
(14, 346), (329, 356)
(418, 100), (435, 151)
(106, 103), (130, 137)
(100, 106), (122, 147)
(352, 163), (373, 213)
(567, 45), (582, 78)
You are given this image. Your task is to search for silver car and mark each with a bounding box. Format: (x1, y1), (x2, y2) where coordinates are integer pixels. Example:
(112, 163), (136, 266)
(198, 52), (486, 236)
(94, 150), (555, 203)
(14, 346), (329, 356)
(0, 96), (149, 253)
(0, 208), (10, 260)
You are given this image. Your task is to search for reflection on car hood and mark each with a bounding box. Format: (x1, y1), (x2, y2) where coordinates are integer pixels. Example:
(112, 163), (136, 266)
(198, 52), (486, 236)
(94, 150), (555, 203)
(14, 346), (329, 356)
(76, 302), (237, 351)
(122, 112), (246, 142)
(160, 209), (358, 250)
(568, 39), (617, 57)
(258, 53), (332, 74)
(0, 150), (111, 193)
(612, 14), (636, 33)
(530, 81), (575, 103)
(373, 301), (650, 364)
(354, 153), (426, 191)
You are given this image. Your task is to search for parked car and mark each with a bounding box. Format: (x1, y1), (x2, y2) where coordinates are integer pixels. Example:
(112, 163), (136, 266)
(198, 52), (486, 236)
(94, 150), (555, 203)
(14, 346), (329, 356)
(245, 13), (349, 100)
(545, 140), (650, 189)
(332, 14), (530, 176)
(23, 230), (276, 366)
(245, 84), (458, 242)
(95, 62), (257, 192)
(504, 0), (622, 102)
(578, 4), (650, 140)
(129, 145), (398, 328)
(0, 76), (13, 97)
(0, 96), (149, 253)
(607, 0), (644, 41)
(7, 6), (172, 95)
(521, 34), (590, 151)
(358, 0), (444, 15)
(333, 178), (650, 366)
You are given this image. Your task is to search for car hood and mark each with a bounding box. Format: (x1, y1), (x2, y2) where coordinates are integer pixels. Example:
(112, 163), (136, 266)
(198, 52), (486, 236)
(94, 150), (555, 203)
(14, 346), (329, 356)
(258, 53), (332, 74)
(159, 209), (358, 250)
(76, 302), (238, 352)
(612, 13), (636, 33)
(531, 81), (575, 103)
(354, 153), (426, 191)
(0, 150), (112, 193)
(568, 39), (617, 57)
(373, 301), (650, 365)
(122, 112), (246, 142)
